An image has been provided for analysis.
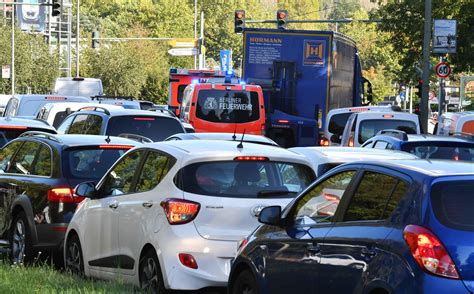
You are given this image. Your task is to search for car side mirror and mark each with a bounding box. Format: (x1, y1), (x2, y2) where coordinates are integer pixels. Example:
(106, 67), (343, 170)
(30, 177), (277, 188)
(330, 134), (341, 143)
(258, 206), (282, 226)
(75, 181), (97, 199)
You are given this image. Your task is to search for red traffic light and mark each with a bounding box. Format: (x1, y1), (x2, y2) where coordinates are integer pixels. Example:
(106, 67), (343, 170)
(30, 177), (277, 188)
(278, 11), (286, 19)
(235, 11), (244, 19)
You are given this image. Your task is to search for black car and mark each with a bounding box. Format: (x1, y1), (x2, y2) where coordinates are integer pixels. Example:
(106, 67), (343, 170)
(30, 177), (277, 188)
(57, 106), (186, 142)
(228, 160), (474, 294)
(362, 130), (474, 161)
(0, 132), (138, 264)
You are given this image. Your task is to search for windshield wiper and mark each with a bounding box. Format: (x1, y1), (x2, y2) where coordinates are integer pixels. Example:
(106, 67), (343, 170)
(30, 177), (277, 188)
(257, 190), (296, 198)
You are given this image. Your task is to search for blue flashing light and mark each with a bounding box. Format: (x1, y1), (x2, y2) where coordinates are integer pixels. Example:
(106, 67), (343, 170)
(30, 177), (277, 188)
(239, 81), (246, 85)
(191, 79), (199, 84)
(226, 70), (233, 75)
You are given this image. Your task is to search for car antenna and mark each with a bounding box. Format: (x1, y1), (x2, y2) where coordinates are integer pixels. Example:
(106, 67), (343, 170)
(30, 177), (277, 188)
(105, 135), (111, 144)
(232, 126), (237, 140)
(237, 129), (246, 149)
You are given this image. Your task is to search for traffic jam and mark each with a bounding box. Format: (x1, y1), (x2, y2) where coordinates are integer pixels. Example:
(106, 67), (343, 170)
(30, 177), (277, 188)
(0, 9), (473, 294)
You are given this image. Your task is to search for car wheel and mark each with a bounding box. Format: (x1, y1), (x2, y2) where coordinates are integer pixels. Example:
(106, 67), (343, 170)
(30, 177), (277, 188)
(232, 269), (258, 294)
(65, 234), (84, 276)
(10, 212), (33, 264)
(139, 250), (167, 294)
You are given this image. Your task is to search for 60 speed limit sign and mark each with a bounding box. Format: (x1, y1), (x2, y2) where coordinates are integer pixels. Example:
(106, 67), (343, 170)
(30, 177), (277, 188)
(435, 62), (451, 79)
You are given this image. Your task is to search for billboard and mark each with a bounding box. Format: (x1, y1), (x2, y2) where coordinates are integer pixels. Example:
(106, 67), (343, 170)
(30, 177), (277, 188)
(432, 19), (457, 54)
(16, 0), (47, 33)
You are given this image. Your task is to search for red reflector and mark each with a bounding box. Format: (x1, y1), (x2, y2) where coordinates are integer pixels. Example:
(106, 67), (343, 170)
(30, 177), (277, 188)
(403, 225), (459, 279)
(161, 198), (200, 225)
(178, 253), (198, 269)
(383, 114), (394, 118)
(234, 156), (269, 161)
(277, 119), (289, 123)
(48, 188), (84, 203)
(98, 145), (134, 150)
(0, 125), (28, 130)
(134, 117), (155, 121)
(46, 96), (66, 100)
(51, 227), (68, 231)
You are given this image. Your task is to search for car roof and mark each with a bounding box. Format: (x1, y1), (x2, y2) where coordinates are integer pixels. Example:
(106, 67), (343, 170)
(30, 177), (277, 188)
(353, 111), (418, 119)
(0, 117), (56, 130)
(41, 102), (124, 111)
(18, 133), (140, 148)
(290, 147), (418, 162)
(368, 134), (474, 144)
(344, 159), (474, 177)
(13, 94), (89, 100)
(167, 133), (279, 146)
(143, 140), (309, 164)
(327, 105), (401, 115)
(79, 107), (175, 118)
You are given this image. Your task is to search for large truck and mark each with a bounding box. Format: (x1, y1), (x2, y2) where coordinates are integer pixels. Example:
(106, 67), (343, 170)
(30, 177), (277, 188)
(242, 28), (372, 147)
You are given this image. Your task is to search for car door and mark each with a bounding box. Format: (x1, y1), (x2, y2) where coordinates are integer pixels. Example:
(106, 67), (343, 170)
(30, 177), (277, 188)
(318, 169), (410, 293)
(263, 170), (358, 294)
(117, 150), (175, 276)
(83, 150), (145, 275)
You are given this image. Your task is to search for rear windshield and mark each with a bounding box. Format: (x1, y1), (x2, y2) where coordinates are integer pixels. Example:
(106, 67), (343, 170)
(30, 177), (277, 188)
(359, 119), (417, 144)
(403, 144), (474, 162)
(196, 90), (260, 123)
(0, 128), (54, 148)
(328, 112), (352, 136)
(106, 116), (184, 142)
(64, 148), (128, 180)
(175, 160), (315, 198)
(431, 180), (474, 231)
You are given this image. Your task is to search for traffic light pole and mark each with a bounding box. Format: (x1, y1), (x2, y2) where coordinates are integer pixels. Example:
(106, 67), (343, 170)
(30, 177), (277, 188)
(421, 0), (432, 134)
(76, 0), (80, 77)
(11, 2), (14, 96)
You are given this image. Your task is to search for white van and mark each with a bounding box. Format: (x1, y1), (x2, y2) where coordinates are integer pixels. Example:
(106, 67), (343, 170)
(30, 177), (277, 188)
(436, 111), (474, 136)
(36, 102), (124, 128)
(3, 94), (91, 118)
(54, 77), (103, 97)
(323, 105), (401, 146)
(340, 111), (421, 147)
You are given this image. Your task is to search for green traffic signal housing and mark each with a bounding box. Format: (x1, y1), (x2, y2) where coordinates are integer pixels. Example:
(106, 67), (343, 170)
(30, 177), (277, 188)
(234, 10), (245, 34)
(276, 10), (288, 29)
(92, 31), (99, 49)
(52, 0), (61, 17)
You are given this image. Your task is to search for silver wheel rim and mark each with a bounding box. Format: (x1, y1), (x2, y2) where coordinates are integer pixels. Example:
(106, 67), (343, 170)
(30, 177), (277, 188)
(12, 219), (26, 264)
(66, 241), (82, 274)
(141, 257), (159, 292)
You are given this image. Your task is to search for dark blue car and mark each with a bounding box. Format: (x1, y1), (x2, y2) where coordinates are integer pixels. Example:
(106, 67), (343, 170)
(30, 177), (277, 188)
(361, 130), (474, 162)
(228, 160), (474, 294)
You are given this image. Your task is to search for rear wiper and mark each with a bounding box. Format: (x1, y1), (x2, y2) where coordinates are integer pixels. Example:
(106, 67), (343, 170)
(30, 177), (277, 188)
(257, 190), (296, 198)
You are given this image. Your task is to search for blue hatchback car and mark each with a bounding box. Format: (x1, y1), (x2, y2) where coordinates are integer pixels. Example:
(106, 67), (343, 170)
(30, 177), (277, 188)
(228, 160), (474, 294)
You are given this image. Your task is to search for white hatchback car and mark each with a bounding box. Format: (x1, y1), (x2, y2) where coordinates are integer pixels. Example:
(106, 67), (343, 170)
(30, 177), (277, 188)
(65, 140), (315, 291)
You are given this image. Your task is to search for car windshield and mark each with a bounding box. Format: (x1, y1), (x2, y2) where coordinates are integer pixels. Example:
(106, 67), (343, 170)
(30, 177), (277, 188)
(106, 116), (184, 142)
(359, 119), (417, 143)
(403, 144), (474, 161)
(175, 160), (315, 198)
(196, 89), (260, 123)
(64, 147), (129, 180)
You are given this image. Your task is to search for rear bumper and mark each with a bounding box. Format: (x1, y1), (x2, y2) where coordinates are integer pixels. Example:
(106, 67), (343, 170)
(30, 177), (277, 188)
(34, 223), (67, 252)
(156, 229), (238, 290)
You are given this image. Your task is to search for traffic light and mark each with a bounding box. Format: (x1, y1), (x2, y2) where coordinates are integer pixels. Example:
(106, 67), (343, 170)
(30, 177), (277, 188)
(234, 10), (245, 34)
(415, 80), (423, 98)
(92, 31), (99, 49)
(52, 0), (61, 17)
(276, 10), (288, 29)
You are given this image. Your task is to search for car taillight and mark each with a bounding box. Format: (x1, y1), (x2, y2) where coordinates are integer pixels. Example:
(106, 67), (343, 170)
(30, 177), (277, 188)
(178, 253), (198, 269)
(260, 124), (265, 135)
(403, 225), (459, 279)
(234, 156), (269, 161)
(348, 136), (354, 147)
(134, 117), (155, 121)
(320, 137), (330, 146)
(98, 144), (134, 149)
(48, 187), (84, 203)
(160, 198), (200, 225)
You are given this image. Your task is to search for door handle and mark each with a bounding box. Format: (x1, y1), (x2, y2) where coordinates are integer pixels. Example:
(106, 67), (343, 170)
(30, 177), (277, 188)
(142, 201), (153, 208)
(361, 247), (376, 257)
(307, 243), (320, 254)
(108, 201), (119, 209)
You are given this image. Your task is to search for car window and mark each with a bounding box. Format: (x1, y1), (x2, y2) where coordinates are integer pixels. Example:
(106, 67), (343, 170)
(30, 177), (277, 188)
(32, 144), (52, 176)
(66, 114), (88, 134)
(106, 116), (184, 142)
(135, 151), (174, 193)
(328, 112), (352, 140)
(361, 140), (374, 148)
(292, 171), (356, 226)
(53, 110), (75, 128)
(343, 171), (406, 222)
(57, 115), (75, 134)
(374, 141), (389, 149)
(358, 119), (417, 144)
(0, 141), (23, 172)
(99, 150), (145, 197)
(7, 141), (40, 175)
(67, 114), (102, 135)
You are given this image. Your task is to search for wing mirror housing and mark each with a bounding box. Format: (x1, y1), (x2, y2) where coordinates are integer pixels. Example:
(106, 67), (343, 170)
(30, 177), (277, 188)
(258, 206), (282, 226)
(75, 181), (97, 199)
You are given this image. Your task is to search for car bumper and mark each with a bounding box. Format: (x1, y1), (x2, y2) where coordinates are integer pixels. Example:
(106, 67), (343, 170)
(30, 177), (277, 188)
(34, 223), (67, 252)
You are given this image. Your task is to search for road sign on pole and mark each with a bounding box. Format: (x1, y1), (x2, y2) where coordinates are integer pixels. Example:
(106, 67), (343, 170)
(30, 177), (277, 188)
(435, 62), (451, 79)
(168, 38), (198, 48)
(2, 65), (10, 79)
(168, 48), (199, 56)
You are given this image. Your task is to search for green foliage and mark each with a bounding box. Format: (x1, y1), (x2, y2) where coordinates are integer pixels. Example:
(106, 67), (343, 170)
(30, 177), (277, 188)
(0, 20), (60, 95)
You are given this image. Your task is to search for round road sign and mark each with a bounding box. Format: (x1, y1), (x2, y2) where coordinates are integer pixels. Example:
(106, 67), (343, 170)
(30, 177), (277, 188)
(435, 62), (451, 79)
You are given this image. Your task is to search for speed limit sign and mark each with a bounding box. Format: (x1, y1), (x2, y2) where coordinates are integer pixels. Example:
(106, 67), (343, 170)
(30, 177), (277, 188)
(435, 62), (451, 79)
